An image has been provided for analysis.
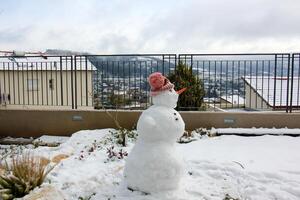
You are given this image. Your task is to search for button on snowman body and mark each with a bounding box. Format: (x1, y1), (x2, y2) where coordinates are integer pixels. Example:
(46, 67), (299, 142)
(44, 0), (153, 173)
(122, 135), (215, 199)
(124, 72), (185, 194)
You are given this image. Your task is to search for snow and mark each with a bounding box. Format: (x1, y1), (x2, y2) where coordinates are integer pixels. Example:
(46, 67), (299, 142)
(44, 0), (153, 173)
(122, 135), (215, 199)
(220, 95), (245, 105)
(33, 135), (70, 146)
(0, 57), (96, 71)
(178, 135), (300, 200)
(0, 136), (33, 145)
(1, 129), (300, 200)
(216, 127), (300, 135)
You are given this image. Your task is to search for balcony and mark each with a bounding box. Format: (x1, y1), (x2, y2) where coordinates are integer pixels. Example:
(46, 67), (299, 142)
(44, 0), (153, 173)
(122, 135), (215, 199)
(1, 53), (300, 200)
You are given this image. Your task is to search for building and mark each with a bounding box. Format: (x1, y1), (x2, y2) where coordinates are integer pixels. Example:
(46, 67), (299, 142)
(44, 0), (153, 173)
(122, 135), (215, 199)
(0, 56), (96, 109)
(242, 76), (300, 110)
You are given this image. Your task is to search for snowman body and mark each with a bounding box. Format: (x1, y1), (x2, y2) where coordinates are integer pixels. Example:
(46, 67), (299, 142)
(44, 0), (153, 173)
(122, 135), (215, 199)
(124, 89), (185, 193)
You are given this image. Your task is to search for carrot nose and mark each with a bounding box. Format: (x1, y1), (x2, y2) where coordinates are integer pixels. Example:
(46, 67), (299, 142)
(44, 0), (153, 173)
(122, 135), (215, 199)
(176, 87), (187, 95)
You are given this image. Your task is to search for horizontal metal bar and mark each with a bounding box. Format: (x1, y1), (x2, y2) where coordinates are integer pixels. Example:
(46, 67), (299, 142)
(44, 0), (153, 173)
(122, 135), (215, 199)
(178, 53), (291, 56)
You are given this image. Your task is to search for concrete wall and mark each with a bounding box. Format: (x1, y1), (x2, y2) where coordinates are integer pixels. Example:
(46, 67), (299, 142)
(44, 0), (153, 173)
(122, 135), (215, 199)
(1, 109), (300, 137)
(0, 70), (93, 107)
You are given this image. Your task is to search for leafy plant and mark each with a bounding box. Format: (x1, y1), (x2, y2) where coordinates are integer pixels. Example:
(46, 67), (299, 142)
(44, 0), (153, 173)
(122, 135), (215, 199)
(78, 192), (96, 200)
(108, 129), (138, 147)
(168, 61), (205, 110)
(177, 128), (211, 144)
(106, 146), (128, 161)
(177, 130), (198, 144)
(104, 107), (138, 147)
(109, 93), (131, 108)
(223, 194), (240, 200)
(0, 153), (53, 199)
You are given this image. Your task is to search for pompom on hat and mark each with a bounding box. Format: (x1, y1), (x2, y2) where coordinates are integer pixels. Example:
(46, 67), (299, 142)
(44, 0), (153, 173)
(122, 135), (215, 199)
(148, 72), (174, 96)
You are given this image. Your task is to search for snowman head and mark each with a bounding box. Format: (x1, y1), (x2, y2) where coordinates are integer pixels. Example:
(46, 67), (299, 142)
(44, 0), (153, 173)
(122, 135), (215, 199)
(149, 72), (186, 108)
(152, 88), (178, 108)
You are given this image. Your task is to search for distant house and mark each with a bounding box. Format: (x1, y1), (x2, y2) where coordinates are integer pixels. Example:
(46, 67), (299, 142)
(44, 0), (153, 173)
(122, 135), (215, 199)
(0, 56), (96, 109)
(242, 76), (300, 110)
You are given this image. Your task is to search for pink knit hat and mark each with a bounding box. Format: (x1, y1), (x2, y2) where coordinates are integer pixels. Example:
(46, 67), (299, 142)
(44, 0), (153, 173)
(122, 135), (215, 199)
(148, 72), (174, 96)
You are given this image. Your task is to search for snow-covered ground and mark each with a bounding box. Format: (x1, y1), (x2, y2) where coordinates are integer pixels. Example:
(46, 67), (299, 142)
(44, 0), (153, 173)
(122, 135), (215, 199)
(216, 127), (300, 136)
(1, 129), (300, 200)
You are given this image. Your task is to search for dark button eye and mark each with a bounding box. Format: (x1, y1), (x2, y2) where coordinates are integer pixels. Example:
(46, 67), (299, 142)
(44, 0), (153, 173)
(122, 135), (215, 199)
(169, 89), (172, 92)
(175, 118), (178, 121)
(174, 113), (177, 115)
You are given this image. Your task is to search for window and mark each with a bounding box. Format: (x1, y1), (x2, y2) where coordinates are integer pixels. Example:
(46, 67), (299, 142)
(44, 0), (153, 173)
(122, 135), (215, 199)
(49, 79), (54, 90)
(27, 79), (38, 91)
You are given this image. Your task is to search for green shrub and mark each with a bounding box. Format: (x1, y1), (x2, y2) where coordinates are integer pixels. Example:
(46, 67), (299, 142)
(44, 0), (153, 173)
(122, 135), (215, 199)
(168, 61), (205, 110)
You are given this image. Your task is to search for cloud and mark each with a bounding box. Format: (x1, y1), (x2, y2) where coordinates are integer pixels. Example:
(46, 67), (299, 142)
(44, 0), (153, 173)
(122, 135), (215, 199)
(0, 0), (299, 53)
(0, 26), (35, 50)
(138, 0), (300, 52)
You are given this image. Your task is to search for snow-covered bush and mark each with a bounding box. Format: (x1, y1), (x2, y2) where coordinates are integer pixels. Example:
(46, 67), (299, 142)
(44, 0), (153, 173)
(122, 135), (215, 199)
(78, 192), (96, 200)
(108, 129), (138, 147)
(224, 194), (240, 200)
(104, 107), (138, 147)
(177, 128), (215, 143)
(106, 146), (128, 162)
(0, 145), (31, 161)
(178, 130), (198, 143)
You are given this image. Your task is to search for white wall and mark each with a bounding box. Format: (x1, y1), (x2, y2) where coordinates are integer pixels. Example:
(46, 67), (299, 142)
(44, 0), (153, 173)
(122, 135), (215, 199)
(0, 70), (93, 108)
(245, 84), (270, 110)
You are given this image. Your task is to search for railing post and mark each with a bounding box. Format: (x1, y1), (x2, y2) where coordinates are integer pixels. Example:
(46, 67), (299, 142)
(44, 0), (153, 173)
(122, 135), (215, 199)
(60, 56), (64, 106)
(85, 56), (88, 107)
(162, 55), (165, 75)
(273, 54), (277, 110)
(175, 54), (177, 70)
(190, 54), (193, 72)
(71, 56), (74, 109)
(286, 54), (291, 113)
(290, 54), (295, 113)
(74, 56), (77, 109)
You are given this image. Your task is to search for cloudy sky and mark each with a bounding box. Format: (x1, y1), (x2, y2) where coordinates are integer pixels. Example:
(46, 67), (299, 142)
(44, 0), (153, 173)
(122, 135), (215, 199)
(0, 0), (299, 54)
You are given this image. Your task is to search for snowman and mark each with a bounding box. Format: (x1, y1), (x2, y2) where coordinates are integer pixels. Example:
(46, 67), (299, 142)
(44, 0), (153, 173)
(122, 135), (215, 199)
(124, 72), (186, 194)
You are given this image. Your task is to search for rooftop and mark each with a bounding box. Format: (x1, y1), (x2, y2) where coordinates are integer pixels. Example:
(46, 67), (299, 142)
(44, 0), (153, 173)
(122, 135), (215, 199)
(0, 56), (96, 71)
(243, 76), (300, 107)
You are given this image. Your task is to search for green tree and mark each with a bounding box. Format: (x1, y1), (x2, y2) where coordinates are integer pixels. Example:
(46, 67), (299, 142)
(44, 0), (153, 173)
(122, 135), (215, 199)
(168, 61), (205, 110)
(109, 93), (130, 108)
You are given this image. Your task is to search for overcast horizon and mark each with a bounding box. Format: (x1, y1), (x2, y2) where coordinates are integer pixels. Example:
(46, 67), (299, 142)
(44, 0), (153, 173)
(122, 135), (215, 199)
(0, 0), (300, 54)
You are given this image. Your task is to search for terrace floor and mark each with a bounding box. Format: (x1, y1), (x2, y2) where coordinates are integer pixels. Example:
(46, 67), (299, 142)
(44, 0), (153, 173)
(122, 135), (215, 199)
(1, 128), (300, 200)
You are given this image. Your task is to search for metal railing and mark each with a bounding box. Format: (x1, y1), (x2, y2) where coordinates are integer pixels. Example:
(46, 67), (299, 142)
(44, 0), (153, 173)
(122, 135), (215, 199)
(0, 53), (299, 112)
(178, 53), (295, 112)
(0, 55), (75, 108)
(290, 53), (300, 112)
(74, 54), (176, 109)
